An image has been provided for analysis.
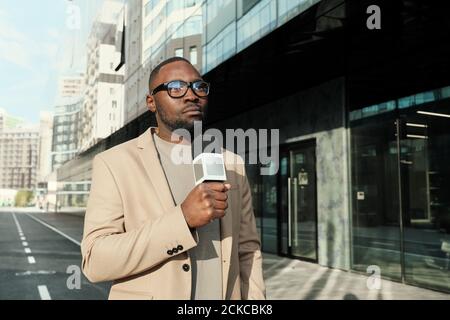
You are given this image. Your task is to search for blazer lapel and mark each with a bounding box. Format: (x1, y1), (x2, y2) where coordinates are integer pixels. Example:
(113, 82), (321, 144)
(136, 127), (175, 214)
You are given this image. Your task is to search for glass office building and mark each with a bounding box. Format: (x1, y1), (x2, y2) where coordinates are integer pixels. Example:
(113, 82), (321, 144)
(51, 99), (82, 171)
(58, 0), (450, 293)
(140, 0), (320, 73)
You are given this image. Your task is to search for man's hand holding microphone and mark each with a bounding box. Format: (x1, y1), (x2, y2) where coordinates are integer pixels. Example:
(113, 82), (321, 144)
(181, 182), (231, 228)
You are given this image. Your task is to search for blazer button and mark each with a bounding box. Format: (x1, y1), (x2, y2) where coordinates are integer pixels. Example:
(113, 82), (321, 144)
(177, 245), (183, 251)
(172, 248), (178, 253)
(167, 249), (173, 256)
(182, 264), (190, 272)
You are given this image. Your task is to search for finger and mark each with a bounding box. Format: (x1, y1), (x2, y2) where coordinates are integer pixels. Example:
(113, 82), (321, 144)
(211, 190), (228, 201)
(214, 200), (228, 210)
(213, 209), (226, 219)
(204, 182), (228, 192)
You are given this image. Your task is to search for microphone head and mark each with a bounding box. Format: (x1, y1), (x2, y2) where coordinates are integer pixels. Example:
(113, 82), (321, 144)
(193, 153), (227, 185)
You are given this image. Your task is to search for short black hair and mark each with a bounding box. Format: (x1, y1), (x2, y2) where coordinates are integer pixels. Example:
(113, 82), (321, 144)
(148, 56), (193, 91)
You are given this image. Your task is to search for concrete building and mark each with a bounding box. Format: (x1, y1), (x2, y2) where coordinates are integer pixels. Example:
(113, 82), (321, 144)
(79, 0), (125, 152)
(37, 111), (53, 183)
(123, 0), (143, 123)
(51, 98), (82, 172)
(0, 110), (39, 190)
(58, 73), (85, 99)
(56, 0), (450, 294)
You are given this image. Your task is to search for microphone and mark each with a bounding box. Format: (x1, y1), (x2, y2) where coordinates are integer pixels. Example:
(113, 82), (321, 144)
(191, 138), (227, 186)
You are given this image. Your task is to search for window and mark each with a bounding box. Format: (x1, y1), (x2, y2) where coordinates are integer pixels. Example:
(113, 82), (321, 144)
(205, 22), (236, 72)
(112, 100), (117, 109)
(183, 15), (202, 37)
(174, 48), (183, 57)
(167, 0), (184, 14)
(186, 0), (196, 7)
(190, 46), (198, 65)
(144, 23), (152, 40)
(145, 0), (158, 17)
(243, 0), (261, 15)
(207, 0), (233, 24)
(237, 0), (276, 51)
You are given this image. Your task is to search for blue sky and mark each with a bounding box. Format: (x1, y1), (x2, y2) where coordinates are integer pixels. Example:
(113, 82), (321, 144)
(0, 0), (69, 124)
(0, 0), (106, 125)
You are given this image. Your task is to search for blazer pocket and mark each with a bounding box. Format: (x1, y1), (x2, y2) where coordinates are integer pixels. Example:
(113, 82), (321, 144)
(109, 288), (154, 300)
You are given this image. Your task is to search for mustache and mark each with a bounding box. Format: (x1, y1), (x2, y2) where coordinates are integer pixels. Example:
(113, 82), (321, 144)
(182, 103), (204, 113)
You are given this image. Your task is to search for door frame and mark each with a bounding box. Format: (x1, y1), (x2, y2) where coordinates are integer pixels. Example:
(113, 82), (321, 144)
(277, 138), (319, 263)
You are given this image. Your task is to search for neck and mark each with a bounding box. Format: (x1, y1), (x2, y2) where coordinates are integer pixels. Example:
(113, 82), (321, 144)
(155, 126), (190, 145)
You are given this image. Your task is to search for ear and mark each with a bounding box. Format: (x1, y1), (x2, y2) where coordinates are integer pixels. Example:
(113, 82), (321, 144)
(146, 94), (156, 113)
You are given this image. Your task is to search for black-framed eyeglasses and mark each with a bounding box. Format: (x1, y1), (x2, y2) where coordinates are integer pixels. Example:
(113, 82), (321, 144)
(150, 80), (210, 98)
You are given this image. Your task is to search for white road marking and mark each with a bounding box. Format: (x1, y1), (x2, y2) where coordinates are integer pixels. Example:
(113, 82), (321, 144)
(24, 248), (31, 254)
(12, 213), (23, 234)
(37, 285), (51, 300)
(22, 241), (28, 247)
(25, 213), (81, 246)
(28, 256), (36, 264)
(15, 270), (57, 276)
(20, 237), (26, 241)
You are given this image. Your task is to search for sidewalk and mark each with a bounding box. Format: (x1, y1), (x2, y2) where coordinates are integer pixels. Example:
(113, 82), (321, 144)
(262, 253), (450, 300)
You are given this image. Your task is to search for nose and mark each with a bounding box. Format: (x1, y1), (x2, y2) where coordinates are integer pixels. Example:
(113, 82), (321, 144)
(183, 85), (199, 102)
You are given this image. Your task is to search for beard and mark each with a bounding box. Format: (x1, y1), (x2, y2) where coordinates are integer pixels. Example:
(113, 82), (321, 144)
(156, 102), (207, 136)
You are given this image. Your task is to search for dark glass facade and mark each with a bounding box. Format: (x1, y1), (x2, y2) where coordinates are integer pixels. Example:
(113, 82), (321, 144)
(351, 86), (450, 292)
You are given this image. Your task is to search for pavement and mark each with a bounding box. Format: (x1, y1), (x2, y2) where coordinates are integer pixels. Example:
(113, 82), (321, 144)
(0, 208), (449, 300)
(263, 254), (450, 300)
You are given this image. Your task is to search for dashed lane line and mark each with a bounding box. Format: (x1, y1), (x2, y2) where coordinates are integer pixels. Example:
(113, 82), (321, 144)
(37, 285), (51, 300)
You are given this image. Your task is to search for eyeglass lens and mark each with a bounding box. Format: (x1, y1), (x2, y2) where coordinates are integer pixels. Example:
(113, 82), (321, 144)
(167, 80), (209, 97)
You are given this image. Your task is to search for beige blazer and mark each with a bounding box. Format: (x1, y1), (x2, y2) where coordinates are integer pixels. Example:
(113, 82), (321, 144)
(81, 127), (266, 300)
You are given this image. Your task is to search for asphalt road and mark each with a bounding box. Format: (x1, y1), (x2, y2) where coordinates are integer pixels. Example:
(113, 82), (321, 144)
(0, 211), (111, 300)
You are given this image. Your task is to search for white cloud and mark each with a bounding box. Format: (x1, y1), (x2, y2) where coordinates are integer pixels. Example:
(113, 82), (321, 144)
(0, 9), (32, 69)
(0, 9), (63, 70)
(0, 39), (31, 69)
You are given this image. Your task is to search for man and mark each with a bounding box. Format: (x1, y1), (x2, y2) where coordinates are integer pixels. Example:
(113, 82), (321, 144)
(81, 57), (265, 300)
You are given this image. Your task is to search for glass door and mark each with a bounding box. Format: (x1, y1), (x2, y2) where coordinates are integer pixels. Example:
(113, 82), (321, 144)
(351, 102), (450, 292)
(399, 109), (450, 292)
(351, 117), (402, 280)
(280, 140), (318, 261)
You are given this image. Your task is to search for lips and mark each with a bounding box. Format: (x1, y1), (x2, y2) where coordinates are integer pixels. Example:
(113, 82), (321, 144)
(183, 105), (202, 113)
(183, 106), (203, 116)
